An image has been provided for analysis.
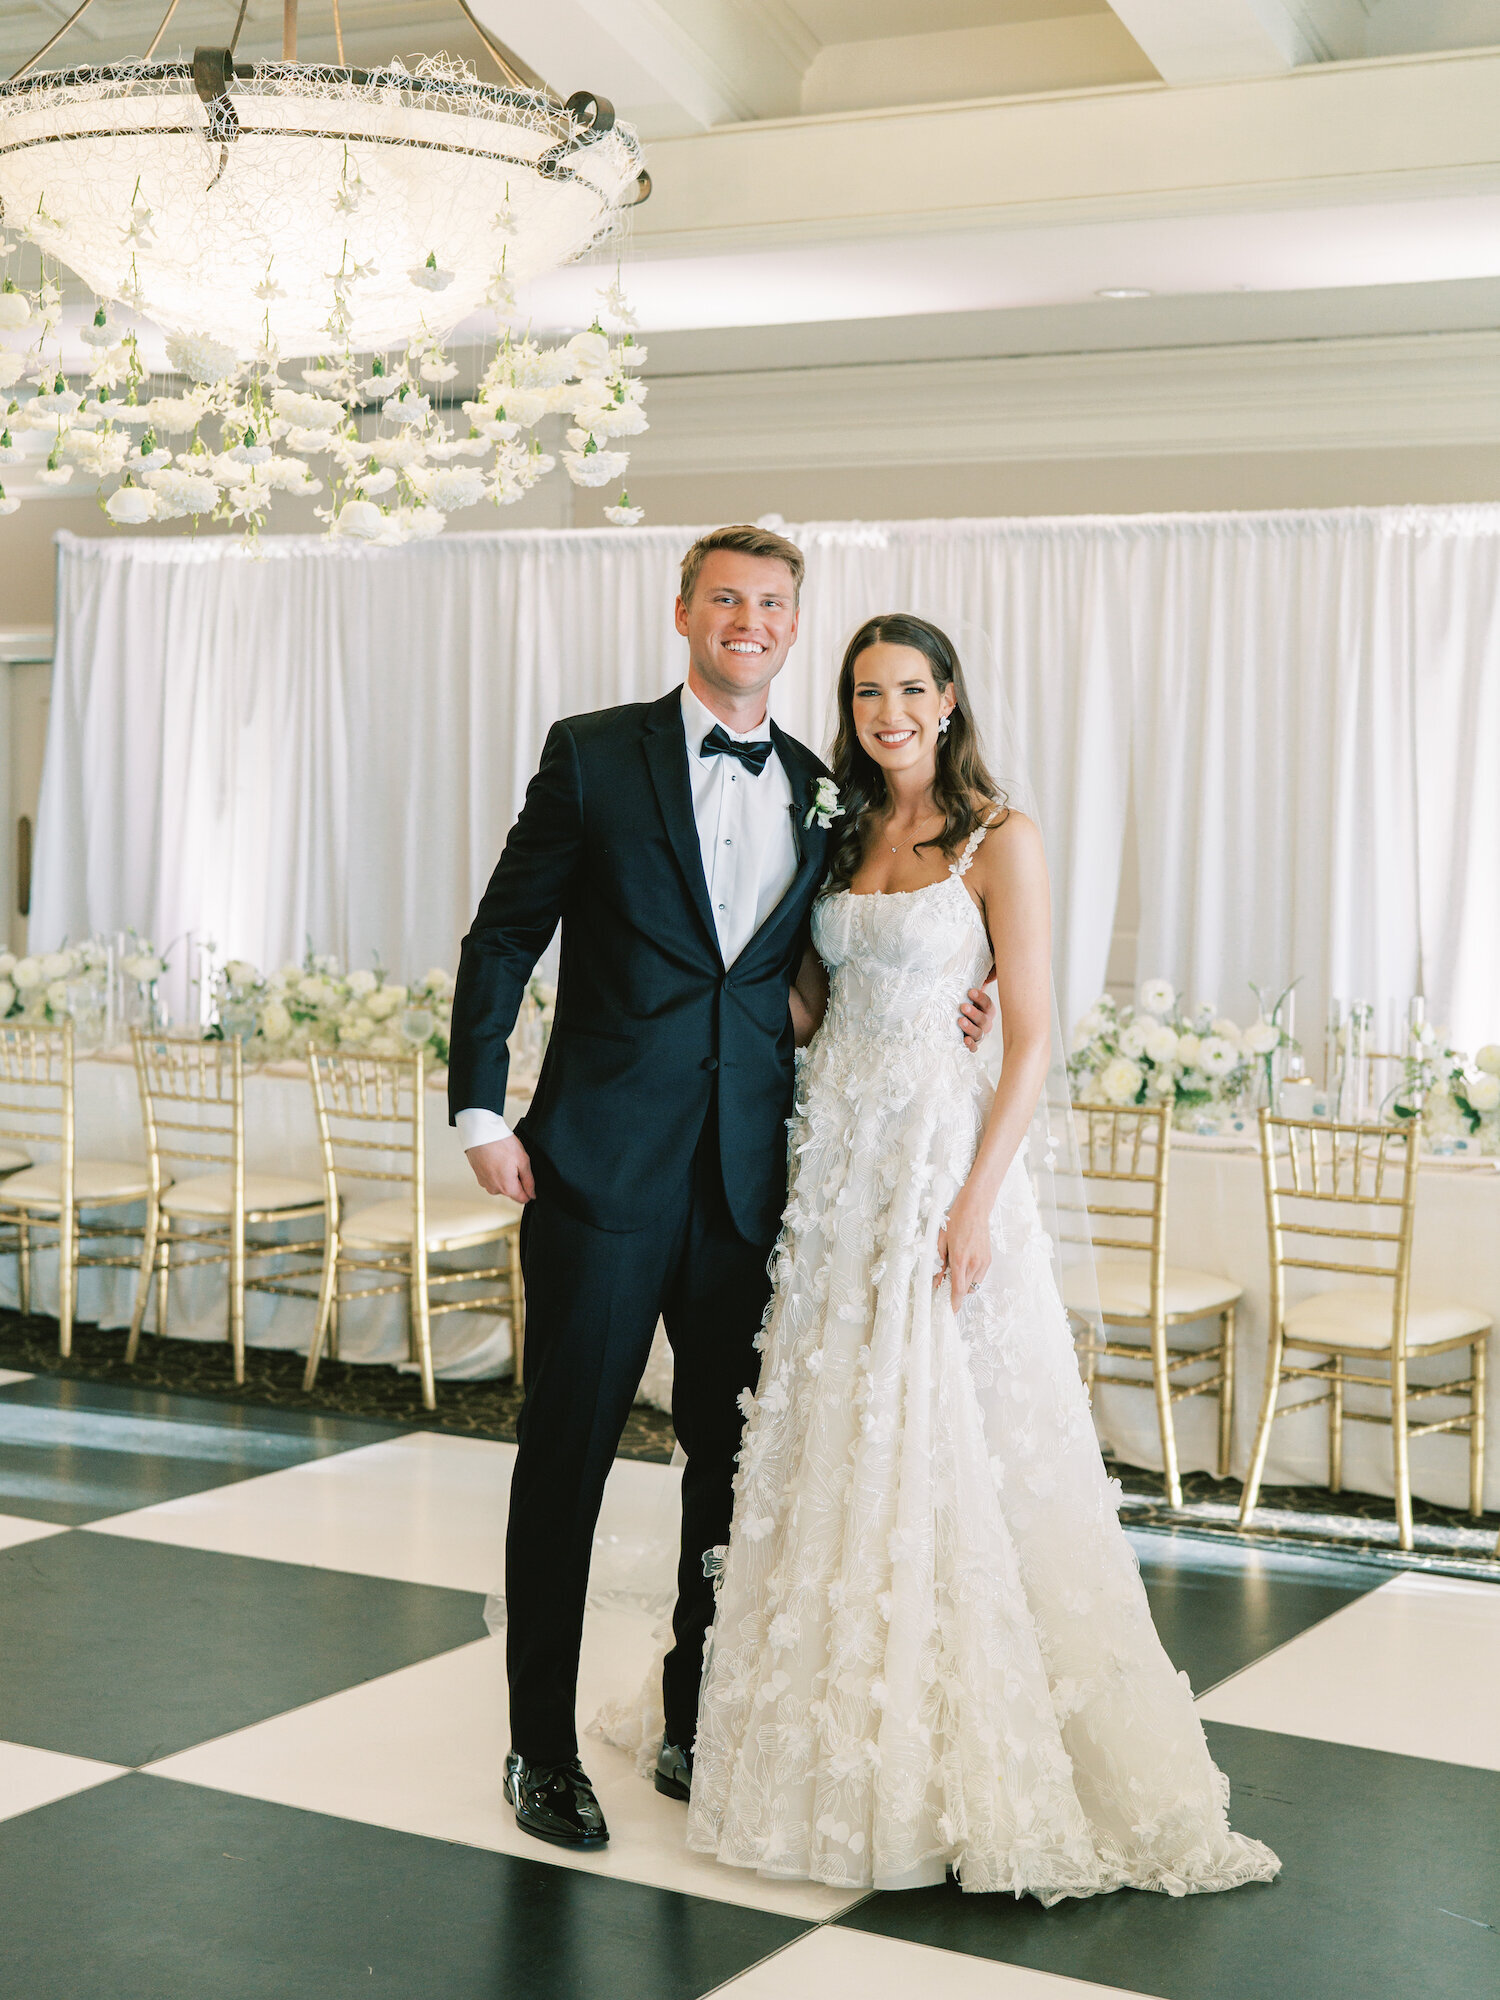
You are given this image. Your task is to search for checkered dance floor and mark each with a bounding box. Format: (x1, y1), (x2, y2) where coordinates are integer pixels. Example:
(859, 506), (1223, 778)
(0, 1365), (1496, 1999)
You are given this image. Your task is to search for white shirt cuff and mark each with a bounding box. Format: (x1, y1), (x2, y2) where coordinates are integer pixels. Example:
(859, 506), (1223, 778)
(457, 1107), (512, 1151)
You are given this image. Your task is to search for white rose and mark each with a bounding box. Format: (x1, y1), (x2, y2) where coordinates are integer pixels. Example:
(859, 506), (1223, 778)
(45, 979), (68, 1009)
(346, 968), (378, 996)
(1118, 1021), (1149, 1058)
(1138, 978), (1175, 1017)
(1176, 1032), (1202, 1066)
(421, 967), (455, 997)
(1475, 1045), (1500, 1077)
(1074, 1008), (1106, 1042)
(11, 957), (43, 990)
(1468, 1073), (1500, 1112)
(1100, 1057), (1143, 1106)
(105, 485), (157, 525)
(1143, 1024), (1179, 1063)
(363, 988), (401, 1020)
(1243, 1019), (1281, 1056)
(1198, 1036), (1238, 1078)
(338, 1012), (375, 1044)
(224, 958), (260, 988)
(1211, 1018), (1243, 1046)
(258, 999), (292, 1042)
(38, 952), (72, 981)
(0, 980), (13, 1016)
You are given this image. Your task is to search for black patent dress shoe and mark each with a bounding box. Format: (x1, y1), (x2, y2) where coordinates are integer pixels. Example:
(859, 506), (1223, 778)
(503, 1750), (609, 1849)
(654, 1739), (693, 1802)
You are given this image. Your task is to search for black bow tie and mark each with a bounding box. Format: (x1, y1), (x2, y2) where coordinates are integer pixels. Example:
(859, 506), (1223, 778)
(700, 723), (774, 776)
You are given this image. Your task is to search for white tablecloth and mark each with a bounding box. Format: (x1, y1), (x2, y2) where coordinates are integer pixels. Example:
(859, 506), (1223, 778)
(1090, 1136), (1499, 1512)
(0, 1054), (530, 1379)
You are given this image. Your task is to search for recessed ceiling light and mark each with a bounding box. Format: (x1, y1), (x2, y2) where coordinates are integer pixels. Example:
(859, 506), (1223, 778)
(1096, 287), (1154, 299)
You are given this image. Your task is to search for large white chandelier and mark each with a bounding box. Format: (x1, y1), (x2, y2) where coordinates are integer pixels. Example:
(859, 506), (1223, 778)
(0, 6), (650, 538)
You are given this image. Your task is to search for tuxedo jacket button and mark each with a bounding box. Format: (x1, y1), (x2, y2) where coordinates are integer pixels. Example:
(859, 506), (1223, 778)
(702, 1057), (719, 1071)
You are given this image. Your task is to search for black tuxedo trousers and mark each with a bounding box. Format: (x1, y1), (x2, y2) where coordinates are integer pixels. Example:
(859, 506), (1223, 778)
(509, 1100), (773, 1763)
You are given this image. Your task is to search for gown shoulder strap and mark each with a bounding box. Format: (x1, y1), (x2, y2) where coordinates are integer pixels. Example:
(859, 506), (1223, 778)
(949, 811), (1005, 879)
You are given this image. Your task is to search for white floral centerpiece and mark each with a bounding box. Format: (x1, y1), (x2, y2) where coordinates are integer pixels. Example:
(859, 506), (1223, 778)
(1069, 980), (1260, 1126)
(0, 940), (112, 1029)
(1393, 1033), (1500, 1155)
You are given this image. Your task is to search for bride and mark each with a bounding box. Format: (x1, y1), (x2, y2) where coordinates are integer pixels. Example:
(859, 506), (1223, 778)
(681, 612), (1280, 1900)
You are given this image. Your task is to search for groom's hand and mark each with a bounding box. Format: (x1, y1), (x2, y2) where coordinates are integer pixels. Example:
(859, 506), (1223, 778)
(959, 983), (997, 1050)
(466, 1135), (536, 1205)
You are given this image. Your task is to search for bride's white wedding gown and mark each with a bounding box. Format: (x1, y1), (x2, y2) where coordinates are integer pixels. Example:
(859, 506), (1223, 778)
(682, 827), (1280, 1900)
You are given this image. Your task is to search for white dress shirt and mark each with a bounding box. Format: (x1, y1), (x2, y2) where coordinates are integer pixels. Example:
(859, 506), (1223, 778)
(458, 682), (800, 1153)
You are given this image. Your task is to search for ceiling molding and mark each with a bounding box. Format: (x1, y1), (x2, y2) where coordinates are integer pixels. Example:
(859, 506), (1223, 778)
(1103, 0), (1368, 81)
(626, 329), (1500, 473)
(630, 44), (1500, 254)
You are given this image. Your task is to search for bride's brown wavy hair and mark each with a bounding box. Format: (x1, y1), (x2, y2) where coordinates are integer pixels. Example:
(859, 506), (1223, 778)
(822, 613), (1007, 897)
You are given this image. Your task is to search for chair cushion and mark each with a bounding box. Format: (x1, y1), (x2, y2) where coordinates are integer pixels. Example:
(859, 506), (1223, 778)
(1062, 1259), (1242, 1321)
(342, 1193), (522, 1251)
(0, 1145), (30, 1174)
(1284, 1288), (1490, 1351)
(0, 1159), (154, 1208)
(162, 1171), (325, 1219)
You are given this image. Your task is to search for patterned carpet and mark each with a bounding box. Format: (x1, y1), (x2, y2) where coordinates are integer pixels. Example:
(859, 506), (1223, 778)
(2, 1310), (1494, 1571)
(0, 1311), (678, 1463)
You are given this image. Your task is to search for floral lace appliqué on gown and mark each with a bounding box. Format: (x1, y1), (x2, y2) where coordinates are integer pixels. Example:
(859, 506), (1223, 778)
(684, 827), (1281, 1900)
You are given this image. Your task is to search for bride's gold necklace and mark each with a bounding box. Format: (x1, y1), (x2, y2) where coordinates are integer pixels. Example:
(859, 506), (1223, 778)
(881, 811), (943, 855)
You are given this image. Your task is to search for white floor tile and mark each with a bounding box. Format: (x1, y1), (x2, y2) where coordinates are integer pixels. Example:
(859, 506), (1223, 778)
(712, 1928), (1154, 1999)
(83, 1432), (515, 1591)
(146, 1609), (856, 1922)
(0, 1740), (127, 1824)
(0, 1369), (33, 1387)
(0, 1512), (70, 1553)
(1198, 1571), (1500, 1770)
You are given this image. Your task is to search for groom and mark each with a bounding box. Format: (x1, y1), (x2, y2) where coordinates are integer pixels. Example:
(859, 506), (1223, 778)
(451, 523), (990, 1850)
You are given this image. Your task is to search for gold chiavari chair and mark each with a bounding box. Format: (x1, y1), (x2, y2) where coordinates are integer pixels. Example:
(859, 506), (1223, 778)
(302, 1047), (524, 1411)
(0, 1020), (155, 1355)
(126, 1032), (329, 1384)
(1062, 1103), (1243, 1508)
(1241, 1111), (1489, 1552)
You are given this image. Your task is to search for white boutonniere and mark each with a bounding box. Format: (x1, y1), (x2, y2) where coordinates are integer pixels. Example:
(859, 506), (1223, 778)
(804, 776), (841, 830)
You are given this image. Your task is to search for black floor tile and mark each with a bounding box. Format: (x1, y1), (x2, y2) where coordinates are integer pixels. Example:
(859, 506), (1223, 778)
(0, 1532), (485, 1763)
(0, 1775), (808, 2000)
(0, 1371), (401, 1524)
(1129, 1528), (1385, 1693)
(841, 1722), (1500, 2000)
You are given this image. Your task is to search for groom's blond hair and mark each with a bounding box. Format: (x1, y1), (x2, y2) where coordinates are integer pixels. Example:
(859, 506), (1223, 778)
(679, 524), (804, 606)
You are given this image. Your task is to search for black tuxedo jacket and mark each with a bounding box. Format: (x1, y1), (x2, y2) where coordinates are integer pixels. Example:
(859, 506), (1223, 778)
(448, 686), (833, 1242)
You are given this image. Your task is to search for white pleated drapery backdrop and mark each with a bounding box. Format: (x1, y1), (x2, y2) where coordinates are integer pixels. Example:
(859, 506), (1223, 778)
(33, 506), (1500, 1047)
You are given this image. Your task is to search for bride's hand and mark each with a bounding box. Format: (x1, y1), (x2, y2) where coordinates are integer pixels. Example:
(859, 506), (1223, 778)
(934, 1188), (992, 1301)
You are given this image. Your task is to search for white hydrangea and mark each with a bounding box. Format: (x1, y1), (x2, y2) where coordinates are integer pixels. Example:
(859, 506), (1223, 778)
(143, 466), (220, 516)
(12, 957), (42, 989)
(1143, 1024), (1179, 1063)
(258, 999), (292, 1042)
(1469, 1073), (1500, 1112)
(414, 465), (486, 512)
(1175, 1032), (1202, 1066)
(164, 332), (239, 383)
(346, 969), (379, 996)
(1100, 1057), (1144, 1106)
(1118, 1021), (1149, 1058)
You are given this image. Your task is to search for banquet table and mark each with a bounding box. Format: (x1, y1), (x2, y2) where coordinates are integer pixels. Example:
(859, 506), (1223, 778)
(1089, 1133), (1500, 1514)
(0, 1051), (531, 1379)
